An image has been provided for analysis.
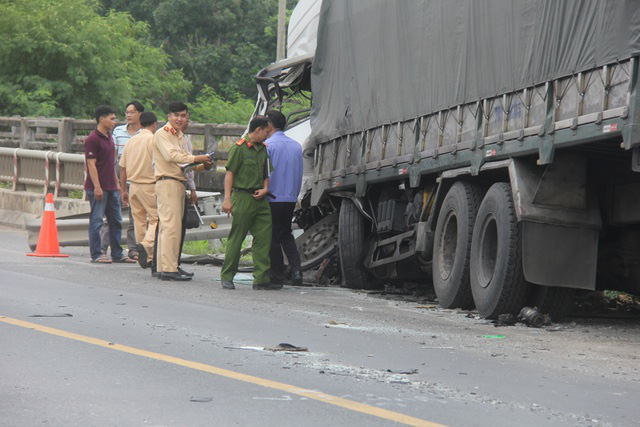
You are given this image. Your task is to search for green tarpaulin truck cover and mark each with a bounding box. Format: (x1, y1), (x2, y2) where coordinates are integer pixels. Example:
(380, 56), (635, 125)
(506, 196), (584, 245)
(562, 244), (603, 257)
(310, 0), (640, 143)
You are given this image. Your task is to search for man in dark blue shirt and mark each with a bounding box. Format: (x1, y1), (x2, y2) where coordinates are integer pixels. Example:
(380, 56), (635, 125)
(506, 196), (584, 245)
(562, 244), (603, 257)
(265, 111), (304, 286)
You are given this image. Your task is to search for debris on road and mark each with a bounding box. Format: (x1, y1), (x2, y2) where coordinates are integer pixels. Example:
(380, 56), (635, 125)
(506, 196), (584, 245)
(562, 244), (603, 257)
(493, 313), (518, 327)
(570, 291), (640, 318)
(519, 307), (551, 328)
(223, 346), (264, 351)
(28, 313), (73, 317)
(327, 320), (348, 326)
(386, 369), (418, 375)
(189, 397), (213, 403)
(266, 343), (308, 352)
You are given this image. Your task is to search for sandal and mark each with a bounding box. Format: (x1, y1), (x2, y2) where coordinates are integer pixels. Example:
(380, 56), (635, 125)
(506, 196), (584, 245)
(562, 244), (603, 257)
(91, 255), (112, 264)
(129, 253), (139, 261)
(114, 257), (136, 263)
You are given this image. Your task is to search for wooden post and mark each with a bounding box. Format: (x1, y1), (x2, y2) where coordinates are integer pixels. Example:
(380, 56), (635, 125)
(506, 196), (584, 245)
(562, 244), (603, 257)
(204, 124), (218, 168)
(58, 118), (75, 152)
(20, 118), (33, 149)
(11, 115), (20, 143)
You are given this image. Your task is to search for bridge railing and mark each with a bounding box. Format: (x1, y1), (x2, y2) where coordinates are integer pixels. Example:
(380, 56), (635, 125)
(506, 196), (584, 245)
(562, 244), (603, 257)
(0, 116), (245, 153)
(0, 117), (244, 194)
(0, 148), (85, 198)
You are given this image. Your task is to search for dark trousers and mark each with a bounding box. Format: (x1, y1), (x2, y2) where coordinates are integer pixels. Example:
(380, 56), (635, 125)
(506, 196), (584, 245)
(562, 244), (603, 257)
(268, 202), (301, 283)
(153, 195), (188, 270)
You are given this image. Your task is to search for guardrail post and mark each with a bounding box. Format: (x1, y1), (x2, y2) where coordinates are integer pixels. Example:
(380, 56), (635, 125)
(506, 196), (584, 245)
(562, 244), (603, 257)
(13, 148), (26, 191)
(20, 118), (33, 149)
(11, 115), (20, 142)
(58, 117), (75, 152)
(204, 124), (218, 168)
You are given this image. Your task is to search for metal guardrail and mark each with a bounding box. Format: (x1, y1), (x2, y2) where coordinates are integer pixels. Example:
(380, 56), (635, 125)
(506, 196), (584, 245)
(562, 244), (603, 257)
(0, 116), (245, 154)
(0, 127), (238, 195)
(25, 213), (233, 252)
(0, 147), (85, 197)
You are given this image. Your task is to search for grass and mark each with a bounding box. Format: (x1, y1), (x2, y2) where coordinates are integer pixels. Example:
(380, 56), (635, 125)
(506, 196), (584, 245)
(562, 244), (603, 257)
(183, 240), (211, 255)
(0, 181), (11, 189)
(182, 238), (253, 262)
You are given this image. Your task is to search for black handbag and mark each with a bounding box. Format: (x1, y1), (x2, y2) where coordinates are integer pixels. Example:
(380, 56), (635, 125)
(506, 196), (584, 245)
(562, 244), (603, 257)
(184, 198), (201, 229)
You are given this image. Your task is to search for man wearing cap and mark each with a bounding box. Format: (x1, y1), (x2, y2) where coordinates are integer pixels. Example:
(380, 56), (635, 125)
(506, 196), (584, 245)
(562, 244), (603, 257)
(220, 116), (279, 290)
(153, 102), (211, 281)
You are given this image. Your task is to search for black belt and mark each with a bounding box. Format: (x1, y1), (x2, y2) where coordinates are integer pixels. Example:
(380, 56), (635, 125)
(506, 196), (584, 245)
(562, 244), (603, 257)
(157, 176), (183, 182)
(233, 187), (276, 199)
(233, 187), (260, 193)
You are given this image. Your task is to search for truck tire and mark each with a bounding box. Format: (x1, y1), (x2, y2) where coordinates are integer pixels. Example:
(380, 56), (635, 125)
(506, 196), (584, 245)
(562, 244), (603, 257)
(529, 286), (575, 322)
(470, 183), (530, 319)
(338, 199), (377, 289)
(432, 181), (483, 309)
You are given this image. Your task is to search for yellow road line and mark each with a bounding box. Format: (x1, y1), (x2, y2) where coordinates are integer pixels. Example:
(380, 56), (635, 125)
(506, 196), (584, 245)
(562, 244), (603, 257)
(0, 315), (445, 427)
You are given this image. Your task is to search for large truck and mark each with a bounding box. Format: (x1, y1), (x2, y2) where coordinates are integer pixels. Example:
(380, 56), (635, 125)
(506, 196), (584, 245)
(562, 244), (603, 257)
(255, 0), (640, 319)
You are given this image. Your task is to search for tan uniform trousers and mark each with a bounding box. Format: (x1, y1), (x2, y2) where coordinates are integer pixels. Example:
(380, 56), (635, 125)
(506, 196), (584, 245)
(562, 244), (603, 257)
(129, 182), (158, 262)
(155, 179), (185, 273)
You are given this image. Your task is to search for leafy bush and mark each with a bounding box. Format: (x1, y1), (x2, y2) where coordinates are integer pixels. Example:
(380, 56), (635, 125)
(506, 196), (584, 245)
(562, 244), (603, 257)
(189, 86), (255, 125)
(0, 0), (191, 118)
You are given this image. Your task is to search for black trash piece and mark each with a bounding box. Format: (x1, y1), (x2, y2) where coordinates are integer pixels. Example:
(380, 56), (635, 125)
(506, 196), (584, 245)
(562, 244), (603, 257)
(493, 313), (518, 327)
(519, 307), (545, 328)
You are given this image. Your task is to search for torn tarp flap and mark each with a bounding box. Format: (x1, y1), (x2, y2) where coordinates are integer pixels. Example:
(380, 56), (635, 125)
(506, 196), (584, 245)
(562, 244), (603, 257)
(310, 0), (640, 143)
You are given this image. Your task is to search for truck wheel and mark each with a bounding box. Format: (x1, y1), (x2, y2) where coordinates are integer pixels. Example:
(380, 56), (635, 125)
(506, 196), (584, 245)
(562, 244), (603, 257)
(470, 183), (530, 318)
(432, 181), (483, 309)
(529, 286), (575, 322)
(338, 198), (377, 289)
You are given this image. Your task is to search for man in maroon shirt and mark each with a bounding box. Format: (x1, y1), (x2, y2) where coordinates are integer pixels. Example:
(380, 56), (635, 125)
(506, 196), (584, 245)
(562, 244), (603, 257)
(84, 105), (134, 263)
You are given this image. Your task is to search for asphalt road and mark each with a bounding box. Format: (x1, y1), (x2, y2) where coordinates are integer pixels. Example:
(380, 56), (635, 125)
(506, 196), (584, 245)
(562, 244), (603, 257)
(1, 226), (639, 427)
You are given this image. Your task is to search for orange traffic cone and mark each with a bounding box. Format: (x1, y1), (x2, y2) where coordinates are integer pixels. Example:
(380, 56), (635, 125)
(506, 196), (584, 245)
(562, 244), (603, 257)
(27, 193), (69, 258)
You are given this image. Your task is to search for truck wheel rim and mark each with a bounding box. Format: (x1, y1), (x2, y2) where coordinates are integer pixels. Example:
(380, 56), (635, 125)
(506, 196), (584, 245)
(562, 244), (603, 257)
(439, 210), (458, 281)
(478, 214), (498, 288)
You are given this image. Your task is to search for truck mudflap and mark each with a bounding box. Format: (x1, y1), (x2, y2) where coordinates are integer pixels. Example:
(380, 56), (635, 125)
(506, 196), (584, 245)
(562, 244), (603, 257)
(521, 222), (598, 290)
(509, 153), (601, 289)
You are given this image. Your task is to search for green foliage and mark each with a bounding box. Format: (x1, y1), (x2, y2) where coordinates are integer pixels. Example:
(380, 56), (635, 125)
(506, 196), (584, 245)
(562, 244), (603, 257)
(189, 86), (255, 124)
(0, 0), (191, 117)
(99, 0), (281, 100)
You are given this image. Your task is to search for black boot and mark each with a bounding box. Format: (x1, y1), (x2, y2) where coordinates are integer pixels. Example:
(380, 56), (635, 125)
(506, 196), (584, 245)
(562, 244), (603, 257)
(291, 270), (303, 286)
(178, 266), (194, 277)
(161, 271), (192, 281)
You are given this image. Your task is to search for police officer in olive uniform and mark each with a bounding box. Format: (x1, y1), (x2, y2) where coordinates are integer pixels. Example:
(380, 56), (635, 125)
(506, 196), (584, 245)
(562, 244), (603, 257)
(221, 116), (279, 290)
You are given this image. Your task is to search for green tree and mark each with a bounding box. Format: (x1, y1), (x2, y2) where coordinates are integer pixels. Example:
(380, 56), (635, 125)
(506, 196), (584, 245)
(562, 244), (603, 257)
(189, 85), (255, 124)
(0, 0), (191, 118)
(100, 0), (280, 101)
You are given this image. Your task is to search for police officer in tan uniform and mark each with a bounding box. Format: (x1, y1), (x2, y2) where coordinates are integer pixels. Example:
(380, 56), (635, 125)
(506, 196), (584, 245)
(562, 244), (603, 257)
(119, 111), (158, 268)
(153, 102), (211, 281)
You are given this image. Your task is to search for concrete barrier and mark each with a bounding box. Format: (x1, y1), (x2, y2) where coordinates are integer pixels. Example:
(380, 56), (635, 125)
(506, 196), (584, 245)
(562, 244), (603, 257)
(0, 189), (89, 216)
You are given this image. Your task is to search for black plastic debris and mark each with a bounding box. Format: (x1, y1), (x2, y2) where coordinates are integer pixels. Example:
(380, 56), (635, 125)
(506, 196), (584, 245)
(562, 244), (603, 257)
(493, 313), (518, 327)
(266, 343), (308, 352)
(190, 397), (213, 403)
(28, 313), (73, 317)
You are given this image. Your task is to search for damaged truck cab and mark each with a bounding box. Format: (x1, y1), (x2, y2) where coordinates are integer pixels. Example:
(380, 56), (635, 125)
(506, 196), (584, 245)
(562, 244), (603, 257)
(256, 0), (640, 319)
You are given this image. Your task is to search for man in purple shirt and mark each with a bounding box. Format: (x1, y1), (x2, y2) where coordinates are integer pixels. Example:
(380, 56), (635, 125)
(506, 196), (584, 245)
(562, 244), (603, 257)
(265, 111), (304, 286)
(84, 105), (134, 264)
